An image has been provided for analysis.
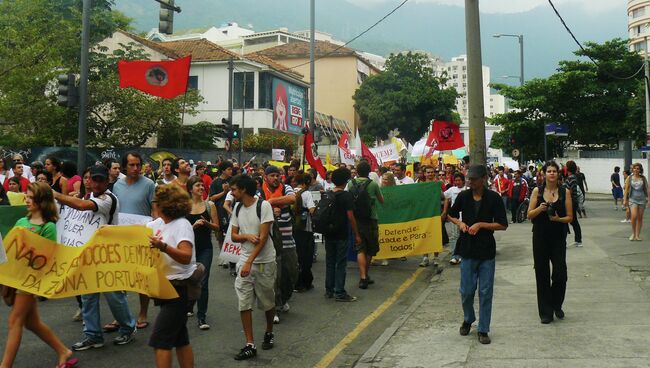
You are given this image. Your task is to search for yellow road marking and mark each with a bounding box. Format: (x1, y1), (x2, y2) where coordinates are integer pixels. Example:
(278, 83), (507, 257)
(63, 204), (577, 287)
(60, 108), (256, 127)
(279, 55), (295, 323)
(314, 267), (425, 368)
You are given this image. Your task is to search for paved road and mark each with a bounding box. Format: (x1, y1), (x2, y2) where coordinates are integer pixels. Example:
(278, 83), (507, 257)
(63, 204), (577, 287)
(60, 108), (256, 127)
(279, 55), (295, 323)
(0, 241), (440, 367)
(357, 200), (650, 368)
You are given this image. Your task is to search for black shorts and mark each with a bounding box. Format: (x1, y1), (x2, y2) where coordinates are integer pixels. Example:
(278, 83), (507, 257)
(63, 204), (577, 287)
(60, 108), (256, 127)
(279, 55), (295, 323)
(356, 219), (380, 256)
(149, 284), (190, 350)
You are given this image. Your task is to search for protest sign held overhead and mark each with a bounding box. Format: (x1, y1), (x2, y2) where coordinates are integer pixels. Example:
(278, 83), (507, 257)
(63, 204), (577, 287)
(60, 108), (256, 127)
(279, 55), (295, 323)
(0, 226), (178, 299)
(375, 182), (443, 259)
(271, 148), (286, 161)
(426, 120), (464, 151)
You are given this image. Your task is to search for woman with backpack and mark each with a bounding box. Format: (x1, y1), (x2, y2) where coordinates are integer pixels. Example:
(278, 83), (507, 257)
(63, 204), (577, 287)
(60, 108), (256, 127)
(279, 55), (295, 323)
(185, 176), (219, 330)
(527, 161), (573, 324)
(623, 163), (649, 241)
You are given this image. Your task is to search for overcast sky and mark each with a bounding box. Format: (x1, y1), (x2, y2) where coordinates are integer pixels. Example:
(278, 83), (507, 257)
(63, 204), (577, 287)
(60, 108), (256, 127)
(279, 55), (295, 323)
(349, 0), (620, 14)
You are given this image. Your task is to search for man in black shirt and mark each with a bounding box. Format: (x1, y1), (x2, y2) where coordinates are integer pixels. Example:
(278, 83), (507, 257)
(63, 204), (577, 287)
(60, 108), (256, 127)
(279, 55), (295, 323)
(611, 166), (623, 210)
(448, 164), (508, 345)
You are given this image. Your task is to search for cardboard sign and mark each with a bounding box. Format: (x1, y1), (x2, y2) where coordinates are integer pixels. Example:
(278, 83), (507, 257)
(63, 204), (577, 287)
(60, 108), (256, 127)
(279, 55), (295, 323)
(272, 149), (286, 161)
(370, 143), (399, 164)
(340, 148), (356, 165)
(119, 213), (153, 226)
(57, 206), (110, 247)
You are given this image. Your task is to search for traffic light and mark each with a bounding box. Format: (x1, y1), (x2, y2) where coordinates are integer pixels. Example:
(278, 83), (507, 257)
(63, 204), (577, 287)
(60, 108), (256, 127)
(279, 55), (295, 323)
(159, 0), (175, 35)
(231, 124), (240, 140)
(57, 74), (78, 108)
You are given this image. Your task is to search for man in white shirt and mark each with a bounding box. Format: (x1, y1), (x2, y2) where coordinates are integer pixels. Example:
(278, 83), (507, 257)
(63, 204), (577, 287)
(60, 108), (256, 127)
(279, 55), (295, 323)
(53, 164), (137, 350)
(393, 163), (414, 185)
(230, 174), (277, 360)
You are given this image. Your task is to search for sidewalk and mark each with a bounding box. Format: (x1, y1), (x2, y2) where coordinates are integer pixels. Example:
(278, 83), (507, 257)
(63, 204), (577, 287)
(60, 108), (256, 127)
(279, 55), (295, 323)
(356, 201), (650, 367)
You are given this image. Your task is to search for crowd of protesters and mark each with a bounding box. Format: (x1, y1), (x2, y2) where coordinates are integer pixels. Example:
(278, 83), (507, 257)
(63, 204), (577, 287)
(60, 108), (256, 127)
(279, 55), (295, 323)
(1, 149), (648, 366)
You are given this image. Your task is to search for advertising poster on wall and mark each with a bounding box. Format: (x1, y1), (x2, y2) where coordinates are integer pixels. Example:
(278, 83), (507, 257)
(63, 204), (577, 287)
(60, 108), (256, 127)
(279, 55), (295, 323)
(272, 78), (306, 135)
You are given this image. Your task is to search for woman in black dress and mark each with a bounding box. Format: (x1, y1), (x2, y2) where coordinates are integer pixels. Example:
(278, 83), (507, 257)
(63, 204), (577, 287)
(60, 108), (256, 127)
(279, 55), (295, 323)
(527, 161), (573, 324)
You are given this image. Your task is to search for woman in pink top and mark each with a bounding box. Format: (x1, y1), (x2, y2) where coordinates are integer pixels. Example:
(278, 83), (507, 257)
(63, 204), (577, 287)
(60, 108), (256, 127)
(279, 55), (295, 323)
(61, 161), (81, 195)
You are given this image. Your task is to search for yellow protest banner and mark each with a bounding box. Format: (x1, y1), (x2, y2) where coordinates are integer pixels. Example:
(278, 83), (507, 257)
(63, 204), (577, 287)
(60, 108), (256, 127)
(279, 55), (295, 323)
(375, 182), (443, 259)
(0, 226), (178, 299)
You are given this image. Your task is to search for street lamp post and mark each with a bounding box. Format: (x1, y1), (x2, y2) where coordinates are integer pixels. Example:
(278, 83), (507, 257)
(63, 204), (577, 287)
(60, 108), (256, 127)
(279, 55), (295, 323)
(493, 33), (524, 87)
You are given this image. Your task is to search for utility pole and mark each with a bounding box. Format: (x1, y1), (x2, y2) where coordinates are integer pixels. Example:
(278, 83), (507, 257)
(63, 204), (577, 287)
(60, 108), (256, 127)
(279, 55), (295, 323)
(645, 41), (650, 172)
(227, 58), (234, 159)
(77, 0), (91, 173)
(240, 72), (246, 164)
(465, 0), (487, 166)
(309, 0), (316, 134)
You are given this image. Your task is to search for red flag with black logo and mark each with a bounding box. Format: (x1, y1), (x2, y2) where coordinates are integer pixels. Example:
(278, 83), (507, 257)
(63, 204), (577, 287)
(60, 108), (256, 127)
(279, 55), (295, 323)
(118, 56), (191, 99)
(304, 130), (327, 179)
(426, 120), (464, 151)
(338, 131), (351, 154)
(361, 142), (379, 171)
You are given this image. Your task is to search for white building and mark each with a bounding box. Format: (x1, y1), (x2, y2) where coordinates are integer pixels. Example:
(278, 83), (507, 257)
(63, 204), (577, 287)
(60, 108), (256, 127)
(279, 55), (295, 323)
(628, 0), (650, 54)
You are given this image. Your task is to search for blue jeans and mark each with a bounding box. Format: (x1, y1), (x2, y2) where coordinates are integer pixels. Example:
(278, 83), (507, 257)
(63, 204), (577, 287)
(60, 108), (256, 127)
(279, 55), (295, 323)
(325, 239), (348, 297)
(81, 291), (136, 342)
(459, 258), (495, 333)
(196, 247), (213, 320)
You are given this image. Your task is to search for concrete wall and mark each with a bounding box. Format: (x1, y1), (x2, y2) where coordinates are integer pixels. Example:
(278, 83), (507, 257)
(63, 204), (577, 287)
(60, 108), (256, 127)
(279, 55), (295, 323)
(556, 158), (627, 194)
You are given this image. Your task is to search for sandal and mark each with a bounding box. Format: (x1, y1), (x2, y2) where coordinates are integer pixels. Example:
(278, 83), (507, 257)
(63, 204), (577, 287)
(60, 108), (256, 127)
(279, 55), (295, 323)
(136, 321), (149, 329)
(57, 357), (79, 368)
(102, 321), (120, 333)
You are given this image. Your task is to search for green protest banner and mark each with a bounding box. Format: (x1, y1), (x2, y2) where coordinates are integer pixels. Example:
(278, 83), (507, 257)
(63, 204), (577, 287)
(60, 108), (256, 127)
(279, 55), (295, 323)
(0, 205), (27, 239)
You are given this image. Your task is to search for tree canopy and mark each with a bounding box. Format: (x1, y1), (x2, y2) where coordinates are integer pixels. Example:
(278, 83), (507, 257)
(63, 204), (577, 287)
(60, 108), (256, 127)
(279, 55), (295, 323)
(490, 38), (645, 160)
(0, 0), (205, 148)
(353, 52), (458, 144)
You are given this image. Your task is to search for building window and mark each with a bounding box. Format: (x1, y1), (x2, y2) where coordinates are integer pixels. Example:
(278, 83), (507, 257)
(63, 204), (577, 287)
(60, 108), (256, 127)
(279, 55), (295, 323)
(634, 42), (647, 52)
(258, 72), (273, 109)
(633, 7), (646, 18)
(462, 66), (467, 71)
(453, 74), (458, 79)
(453, 66), (458, 70)
(233, 72), (254, 109)
(188, 76), (198, 90)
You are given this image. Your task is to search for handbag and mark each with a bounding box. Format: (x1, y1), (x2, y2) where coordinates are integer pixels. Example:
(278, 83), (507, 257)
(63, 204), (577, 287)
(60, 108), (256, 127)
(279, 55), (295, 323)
(1, 285), (16, 307)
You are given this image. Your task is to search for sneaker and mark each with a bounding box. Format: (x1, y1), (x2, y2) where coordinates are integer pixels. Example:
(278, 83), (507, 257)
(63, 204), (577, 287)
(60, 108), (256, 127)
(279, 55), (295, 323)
(113, 330), (136, 345)
(324, 291), (334, 299)
(367, 277), (375, 285)
(540, 316), (553, 324)
(230, 270), (238, 277)
(574, 242), (583, 247)
(400, 257), (407, 262)
(614, 206), (619, 211)
(419, 256), (430, 267)
(459, 321), (471, 336)
(358, 279), (369, 289)
(554, 309), (565, 320)
(449, 258), (460, 265)
(380, 260), (389, 266)
(478, 332), (491, 344)
(335, 294), (358, 302)
(71, 338), (104, 351)
(198, 319), (210, 330)
(187, 311), (194, 317)
(262, 332), (274, 350)
(234, 344), (257, 360)
(280, 303), (290, 313)
(621, 219), (629, 223)
(72, 308), (83, 322)
(273, 315), (280, 324)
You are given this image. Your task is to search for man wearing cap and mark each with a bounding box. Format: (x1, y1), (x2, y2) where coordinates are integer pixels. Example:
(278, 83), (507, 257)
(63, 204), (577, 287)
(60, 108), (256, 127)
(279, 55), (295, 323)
(447, 164), (508, 345)
(261, 165), (298, 323)
(53, 164), (137, 350)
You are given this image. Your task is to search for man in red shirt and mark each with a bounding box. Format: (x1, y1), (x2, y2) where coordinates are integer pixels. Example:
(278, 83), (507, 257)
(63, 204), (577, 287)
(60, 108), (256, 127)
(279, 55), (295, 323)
(495, 166), (510, 211)
(3, 162), (30, 192)
(196, 163), (212, 200)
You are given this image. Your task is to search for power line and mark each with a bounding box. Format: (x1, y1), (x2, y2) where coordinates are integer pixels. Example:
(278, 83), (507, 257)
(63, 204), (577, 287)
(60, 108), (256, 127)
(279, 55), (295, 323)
(279, 0), (410, 72)
(547, 0), (644, 80)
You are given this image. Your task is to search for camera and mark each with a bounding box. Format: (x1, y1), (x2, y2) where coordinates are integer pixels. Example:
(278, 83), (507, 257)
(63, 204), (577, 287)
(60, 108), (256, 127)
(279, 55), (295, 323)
(545, 202), (558, 217)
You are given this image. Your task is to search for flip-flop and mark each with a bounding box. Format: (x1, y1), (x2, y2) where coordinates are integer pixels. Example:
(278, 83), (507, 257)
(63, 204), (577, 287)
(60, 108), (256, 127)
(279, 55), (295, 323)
(136, 321), (149, 329)
(102, 321), (120, 333)
(57, 357), (79, 368)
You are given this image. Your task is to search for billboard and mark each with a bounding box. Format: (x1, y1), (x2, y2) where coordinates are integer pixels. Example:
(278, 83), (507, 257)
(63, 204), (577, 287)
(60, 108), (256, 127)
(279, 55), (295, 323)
(273, 78), (306, 134)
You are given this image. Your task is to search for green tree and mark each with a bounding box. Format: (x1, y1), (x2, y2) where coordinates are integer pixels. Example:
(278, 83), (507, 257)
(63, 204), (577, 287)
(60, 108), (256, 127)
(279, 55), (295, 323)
(490, 38), (645, 159)
(158, 121), (229, 149)
(353, 52), (458, 144)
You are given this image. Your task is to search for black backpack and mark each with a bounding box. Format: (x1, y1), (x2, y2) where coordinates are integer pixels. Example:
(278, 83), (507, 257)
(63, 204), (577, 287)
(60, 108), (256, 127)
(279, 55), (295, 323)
(313, 191), (346, 236)
(350, 179), (372, 220)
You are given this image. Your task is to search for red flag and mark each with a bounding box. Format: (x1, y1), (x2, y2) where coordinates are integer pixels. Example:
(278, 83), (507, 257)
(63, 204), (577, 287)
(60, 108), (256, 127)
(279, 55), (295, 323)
(426, 120), (464, 151)
(118, 56), (192, 99)
(338, 131), (351, 154)
(304, 131), (327, 179)
(361, 142), (379, 171)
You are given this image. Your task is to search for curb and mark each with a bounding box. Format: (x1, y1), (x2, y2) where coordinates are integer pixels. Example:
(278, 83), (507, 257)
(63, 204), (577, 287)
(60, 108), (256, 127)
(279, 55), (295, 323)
(354, 261), (447, 367)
